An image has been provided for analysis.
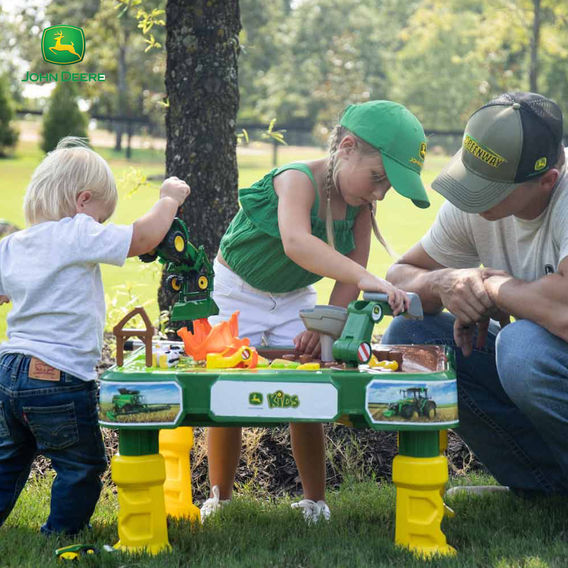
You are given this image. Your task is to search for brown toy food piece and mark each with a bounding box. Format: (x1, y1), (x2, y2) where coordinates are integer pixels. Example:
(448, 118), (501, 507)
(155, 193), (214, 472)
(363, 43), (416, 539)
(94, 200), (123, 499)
(373, 349), (391, 361)
(282, 353), (299, 361)
(388, 350), (403, 370)
(373, 345), (447, 373)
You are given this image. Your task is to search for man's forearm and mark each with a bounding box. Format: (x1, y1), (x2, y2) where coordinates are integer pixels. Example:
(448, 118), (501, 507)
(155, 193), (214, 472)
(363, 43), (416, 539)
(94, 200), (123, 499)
(386, 263), (446, 314)
(488, 274), (568, 342)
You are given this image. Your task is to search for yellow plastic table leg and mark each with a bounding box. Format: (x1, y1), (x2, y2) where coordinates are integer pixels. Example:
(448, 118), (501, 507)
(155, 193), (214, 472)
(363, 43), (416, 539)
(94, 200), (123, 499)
(159, 427), (201, 522)
(392, 454), (456, 557)
(111, 453), (171, 555)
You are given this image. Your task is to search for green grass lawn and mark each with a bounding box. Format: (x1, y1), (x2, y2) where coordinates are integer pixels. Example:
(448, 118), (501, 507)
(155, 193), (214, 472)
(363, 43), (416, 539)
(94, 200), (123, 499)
(0, 133), (447, 341)
(3, 473), (567, 567)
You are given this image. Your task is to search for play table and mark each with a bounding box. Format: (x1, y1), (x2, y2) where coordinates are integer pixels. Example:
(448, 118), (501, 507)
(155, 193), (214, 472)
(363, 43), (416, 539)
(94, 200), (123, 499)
(100, 334), (459, 557)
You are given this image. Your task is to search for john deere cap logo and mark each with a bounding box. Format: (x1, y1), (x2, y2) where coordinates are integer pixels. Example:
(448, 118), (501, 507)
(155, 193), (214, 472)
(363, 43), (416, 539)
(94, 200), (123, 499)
(419, 142), (427, 160)
(41, 26), (85, 65)
(535, 157), (547, 171)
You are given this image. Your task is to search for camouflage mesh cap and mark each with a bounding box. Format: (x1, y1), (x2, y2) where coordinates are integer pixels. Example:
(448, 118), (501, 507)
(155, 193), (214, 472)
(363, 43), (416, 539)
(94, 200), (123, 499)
(340, 101), (430, 208)
(432, 92), (564, 213)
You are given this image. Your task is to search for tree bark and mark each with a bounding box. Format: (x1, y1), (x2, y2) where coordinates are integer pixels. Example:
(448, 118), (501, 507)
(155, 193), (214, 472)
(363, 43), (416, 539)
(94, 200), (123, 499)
(160, 0), (241, 320)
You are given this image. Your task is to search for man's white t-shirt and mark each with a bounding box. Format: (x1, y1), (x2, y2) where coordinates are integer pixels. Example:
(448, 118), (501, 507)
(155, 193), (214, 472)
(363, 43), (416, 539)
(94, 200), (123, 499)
(421, 162), (568, 280)
(0, 214), (133, 381)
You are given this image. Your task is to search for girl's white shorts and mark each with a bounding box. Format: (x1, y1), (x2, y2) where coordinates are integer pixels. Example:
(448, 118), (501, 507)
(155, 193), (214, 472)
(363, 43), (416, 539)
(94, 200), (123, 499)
(208, 259), (317, 347)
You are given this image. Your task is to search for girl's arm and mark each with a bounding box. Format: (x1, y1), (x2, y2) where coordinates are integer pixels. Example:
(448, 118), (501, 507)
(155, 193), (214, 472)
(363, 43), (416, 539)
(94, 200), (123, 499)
(275, 170), (406, 313)
(294, 205), (372, 354)
(328, 205), (372, 308)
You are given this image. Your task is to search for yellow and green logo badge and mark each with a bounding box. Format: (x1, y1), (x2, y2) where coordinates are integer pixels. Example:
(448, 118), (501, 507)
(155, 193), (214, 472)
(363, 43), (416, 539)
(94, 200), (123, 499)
(463, 134), (507, 168)
(41, 26), (85, 66)
(249, 392), (263, 406)
(419, 142), (427, 160)
(535, 157), (547, 171)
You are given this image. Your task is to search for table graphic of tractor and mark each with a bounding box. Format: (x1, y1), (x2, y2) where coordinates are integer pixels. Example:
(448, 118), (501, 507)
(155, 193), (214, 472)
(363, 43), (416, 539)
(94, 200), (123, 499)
(104, 387), (176, 423)
(384, 387), (437, 420)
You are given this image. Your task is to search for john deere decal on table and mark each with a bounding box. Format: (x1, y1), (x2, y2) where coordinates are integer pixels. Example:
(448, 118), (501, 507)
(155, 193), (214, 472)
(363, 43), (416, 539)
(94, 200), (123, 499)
(100, 218), (458, 557)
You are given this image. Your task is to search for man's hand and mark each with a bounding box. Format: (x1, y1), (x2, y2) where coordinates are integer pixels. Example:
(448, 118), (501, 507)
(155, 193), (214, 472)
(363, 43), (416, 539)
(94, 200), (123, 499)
(0, 295), (9, 305)
(437, 267), (508, 323)
(293, 330), (321, 357)
(454, 308), (511, 357)
(483, 273), (514, 306)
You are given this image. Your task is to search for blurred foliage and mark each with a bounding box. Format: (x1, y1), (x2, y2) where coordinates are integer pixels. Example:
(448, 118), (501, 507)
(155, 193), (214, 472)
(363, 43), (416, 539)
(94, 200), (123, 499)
(0, 75), (18, 156)
(40, 81), (88, 153)
(1, 0), (568, 140)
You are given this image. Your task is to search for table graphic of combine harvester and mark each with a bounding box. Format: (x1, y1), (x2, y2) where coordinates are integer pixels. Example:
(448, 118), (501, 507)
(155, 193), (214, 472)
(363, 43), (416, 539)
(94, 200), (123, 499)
(100, 217), (460, 558)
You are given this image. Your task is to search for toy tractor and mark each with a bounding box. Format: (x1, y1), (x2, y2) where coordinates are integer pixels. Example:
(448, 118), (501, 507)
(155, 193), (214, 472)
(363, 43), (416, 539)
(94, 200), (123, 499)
(384, 387), (437, 420)
(330, 292), (423, 366)
(139, 218), (218, 322)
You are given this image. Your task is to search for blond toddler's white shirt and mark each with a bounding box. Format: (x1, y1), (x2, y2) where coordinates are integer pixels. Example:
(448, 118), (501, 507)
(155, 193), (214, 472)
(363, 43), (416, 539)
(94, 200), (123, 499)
(0, 214), (133, 380)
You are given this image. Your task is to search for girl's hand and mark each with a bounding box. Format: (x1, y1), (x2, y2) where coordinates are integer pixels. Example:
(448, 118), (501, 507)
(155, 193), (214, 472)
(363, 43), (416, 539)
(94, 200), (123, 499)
(357, 274), (410, 316)
(0, 295), (10, 305)
(293, 330), (321, 356)
(160, 176), (191, 206)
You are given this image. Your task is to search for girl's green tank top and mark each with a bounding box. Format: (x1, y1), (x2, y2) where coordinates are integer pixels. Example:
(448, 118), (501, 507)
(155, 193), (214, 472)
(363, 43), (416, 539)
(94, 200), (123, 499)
(220, 162), (359, 293)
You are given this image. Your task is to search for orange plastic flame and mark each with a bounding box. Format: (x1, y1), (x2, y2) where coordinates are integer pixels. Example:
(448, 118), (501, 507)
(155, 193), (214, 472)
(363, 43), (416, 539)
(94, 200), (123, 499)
(177, 311), (249, 361)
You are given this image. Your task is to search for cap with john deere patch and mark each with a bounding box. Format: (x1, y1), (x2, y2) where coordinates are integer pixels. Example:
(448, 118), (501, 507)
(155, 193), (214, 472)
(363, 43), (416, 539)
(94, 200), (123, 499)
(340, 101), (430, 209)
(432, 92), (563, 213)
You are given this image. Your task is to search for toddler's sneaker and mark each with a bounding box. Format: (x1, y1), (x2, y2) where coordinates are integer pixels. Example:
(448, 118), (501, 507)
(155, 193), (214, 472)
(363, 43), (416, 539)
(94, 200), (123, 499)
(291, 499), (331, 524)
(200, 485), (230, 523)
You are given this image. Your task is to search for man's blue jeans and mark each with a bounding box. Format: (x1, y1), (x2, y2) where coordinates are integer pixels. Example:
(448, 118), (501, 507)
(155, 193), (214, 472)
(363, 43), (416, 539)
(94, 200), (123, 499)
(0, 354), (107, 534)
(382, 313), (568, 494)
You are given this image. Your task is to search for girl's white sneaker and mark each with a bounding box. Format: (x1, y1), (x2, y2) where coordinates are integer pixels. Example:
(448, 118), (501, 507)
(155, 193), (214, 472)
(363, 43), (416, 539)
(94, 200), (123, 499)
(200, 485), (230, 522)
(291, 499), (331, 524)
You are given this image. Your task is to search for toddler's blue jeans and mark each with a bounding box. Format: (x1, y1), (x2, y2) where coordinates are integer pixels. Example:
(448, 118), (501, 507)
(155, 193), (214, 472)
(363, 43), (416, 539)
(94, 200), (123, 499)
(0, 353), (107, 534)
(382, 313), (568, 494)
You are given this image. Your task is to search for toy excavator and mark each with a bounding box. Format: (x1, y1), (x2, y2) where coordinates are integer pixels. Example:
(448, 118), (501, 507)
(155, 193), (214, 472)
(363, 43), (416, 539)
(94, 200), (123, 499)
(139, 217), (219, 322)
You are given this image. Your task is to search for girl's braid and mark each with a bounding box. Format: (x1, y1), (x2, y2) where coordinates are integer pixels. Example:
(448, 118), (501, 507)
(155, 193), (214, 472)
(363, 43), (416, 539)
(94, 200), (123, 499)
(369, 201), (397, 258)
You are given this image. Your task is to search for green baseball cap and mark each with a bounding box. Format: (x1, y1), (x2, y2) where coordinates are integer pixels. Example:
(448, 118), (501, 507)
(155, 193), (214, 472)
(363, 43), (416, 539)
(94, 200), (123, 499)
(340, 100), (430, 208)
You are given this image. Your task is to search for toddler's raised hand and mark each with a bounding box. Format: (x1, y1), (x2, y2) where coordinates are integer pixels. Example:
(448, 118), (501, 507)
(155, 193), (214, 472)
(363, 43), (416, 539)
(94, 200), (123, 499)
(160, 176), (190, 207)
(357, 274), (410, 316)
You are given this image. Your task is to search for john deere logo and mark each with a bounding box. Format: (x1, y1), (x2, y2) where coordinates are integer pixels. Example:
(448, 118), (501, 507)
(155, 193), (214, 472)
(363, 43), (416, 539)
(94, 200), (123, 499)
(42, 26), (85, 65)
(535, 157), (547, 171)
(419, 142), (427, 160)
(249, 392), (263, 406)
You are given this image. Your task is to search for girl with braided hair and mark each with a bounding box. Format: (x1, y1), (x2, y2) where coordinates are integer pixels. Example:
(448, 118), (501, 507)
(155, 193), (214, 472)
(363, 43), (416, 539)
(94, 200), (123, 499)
(202, 101), (430, 523)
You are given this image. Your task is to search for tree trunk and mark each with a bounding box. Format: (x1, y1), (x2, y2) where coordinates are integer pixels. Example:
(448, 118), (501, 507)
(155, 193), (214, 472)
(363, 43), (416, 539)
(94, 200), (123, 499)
(529, 0), (540, 92)
(159, 0), (241, 321)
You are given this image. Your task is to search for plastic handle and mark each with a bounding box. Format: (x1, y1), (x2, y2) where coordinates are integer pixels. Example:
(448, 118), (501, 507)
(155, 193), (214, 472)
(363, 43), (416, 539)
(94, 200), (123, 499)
(362, 291), (424, 320)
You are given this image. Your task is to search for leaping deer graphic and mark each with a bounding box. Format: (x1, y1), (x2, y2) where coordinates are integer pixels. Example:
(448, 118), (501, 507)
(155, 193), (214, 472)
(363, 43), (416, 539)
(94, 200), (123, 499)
(49, 31), (80, 58)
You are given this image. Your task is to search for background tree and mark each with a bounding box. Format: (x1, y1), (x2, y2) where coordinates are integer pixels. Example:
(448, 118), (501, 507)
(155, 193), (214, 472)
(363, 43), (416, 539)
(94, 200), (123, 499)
(47, 0), (167, 151)
(159, 0), (241, 318)
(258, 0), (418, 141)
(41, 82), (88, 153)
(0, 76), (18, 156)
